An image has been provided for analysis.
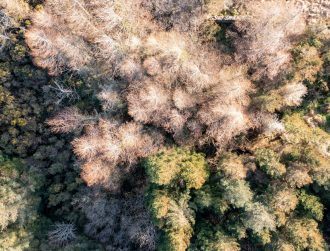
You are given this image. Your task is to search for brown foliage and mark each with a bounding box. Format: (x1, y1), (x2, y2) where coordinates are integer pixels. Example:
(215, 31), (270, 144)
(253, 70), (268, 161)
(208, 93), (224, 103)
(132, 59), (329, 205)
(33, 0), (312, 194)
(126, 32), (253, 146)
(230, 0), (306, 79)
(29, 0), (260, 148)
(72, 119), (163, 189)
(25, 0), (152, 76)
(0, 0), (29, 20)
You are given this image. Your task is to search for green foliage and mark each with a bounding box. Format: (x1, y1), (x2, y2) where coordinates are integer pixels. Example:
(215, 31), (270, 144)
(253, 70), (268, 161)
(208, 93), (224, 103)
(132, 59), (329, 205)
(283, 113), (330, 187)
(223, 213), (246, 240)
(255, 148), (286, 178)
(145, 148), (210, 250)
(193, 185), (229, 215)
(285, 218), (326, 251)
(291, 40), (323, 83)
(9, 43), (28, 62)
(189, 223), (240, 251)
(0, 62), (11, 83)
(268, 187), (298, 226)
(0, 153), (46, 250)
(220, 178), (253, 208)
(217, 153), (246, 180)
(1, 1), (329, 251)
(253, 93), (284, 113)
(0, 154), (40, 231)
(244, 202), (275, 244)
(298, 190), (324, 221)
(0, 85), (27, 127)
(144, 148), (209, 189)
(148, 189), (194, 251)
(0, 18), (96, 250)
(0, 225), (35, 251)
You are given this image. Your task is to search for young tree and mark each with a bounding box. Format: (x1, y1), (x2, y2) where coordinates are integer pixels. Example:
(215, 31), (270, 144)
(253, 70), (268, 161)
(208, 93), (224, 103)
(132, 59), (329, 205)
(268, 187), (298, 226)
(285, 163), (312, 188)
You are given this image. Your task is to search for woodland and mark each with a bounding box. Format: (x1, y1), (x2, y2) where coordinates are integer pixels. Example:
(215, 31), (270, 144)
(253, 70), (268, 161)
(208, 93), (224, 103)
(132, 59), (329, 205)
(0, 0), (329, 250)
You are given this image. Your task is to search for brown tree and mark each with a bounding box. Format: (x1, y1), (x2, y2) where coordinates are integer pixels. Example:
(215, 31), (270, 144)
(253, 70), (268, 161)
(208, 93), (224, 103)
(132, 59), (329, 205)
(47, 107), (94, 133)
(230, 0), (306, 79)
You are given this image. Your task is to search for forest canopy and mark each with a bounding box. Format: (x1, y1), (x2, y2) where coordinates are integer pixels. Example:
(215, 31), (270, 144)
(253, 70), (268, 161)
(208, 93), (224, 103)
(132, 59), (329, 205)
(0, 0), (329, 250)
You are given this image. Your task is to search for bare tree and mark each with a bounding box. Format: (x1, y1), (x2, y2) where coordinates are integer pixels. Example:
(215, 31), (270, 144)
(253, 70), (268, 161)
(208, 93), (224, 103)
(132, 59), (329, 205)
(230, 0), (306, 79)
(142, 0), (204, 31)
(50, 80), (80, 105)
(0, 0), (29, 20)
(81, 160), (123, 191)
(72, 119), (163, 189)
(48, 222), (76, 247)
(47, 107), (95, 133)
(25, 0), (146, 76)
(0, 11), (12, 51)
(279, 83), (308, 106)
(173, 88), (197, 110)
(79, 190), (157, 250)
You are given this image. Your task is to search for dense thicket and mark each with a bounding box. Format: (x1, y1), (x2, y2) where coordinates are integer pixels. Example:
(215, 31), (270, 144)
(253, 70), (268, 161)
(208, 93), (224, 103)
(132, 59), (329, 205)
(0, 0), (329, 250)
